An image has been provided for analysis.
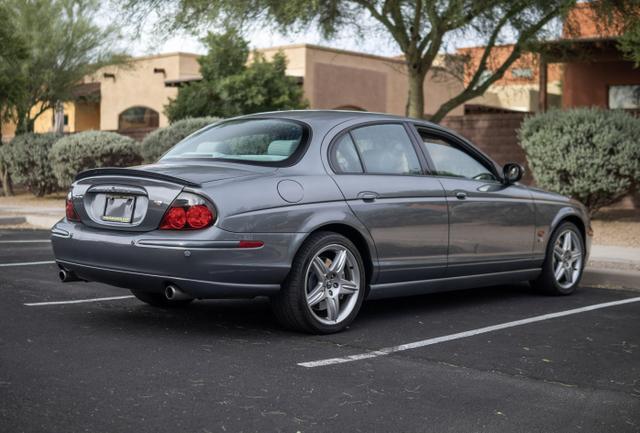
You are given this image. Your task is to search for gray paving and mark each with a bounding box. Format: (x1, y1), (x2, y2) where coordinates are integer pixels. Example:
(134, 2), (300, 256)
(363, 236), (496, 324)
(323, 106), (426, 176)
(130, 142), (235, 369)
(1, 230), (639, 433)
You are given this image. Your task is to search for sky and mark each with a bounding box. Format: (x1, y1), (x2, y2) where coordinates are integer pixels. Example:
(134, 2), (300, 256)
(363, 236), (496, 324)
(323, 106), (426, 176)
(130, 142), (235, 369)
(103, 4), (404, 58)
(128, 23), (402, 58)
(105, 3), (560, 59)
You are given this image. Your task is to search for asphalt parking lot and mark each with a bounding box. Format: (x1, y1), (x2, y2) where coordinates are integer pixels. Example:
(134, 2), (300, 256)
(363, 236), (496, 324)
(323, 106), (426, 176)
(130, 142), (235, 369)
(1, 229), (639, 433)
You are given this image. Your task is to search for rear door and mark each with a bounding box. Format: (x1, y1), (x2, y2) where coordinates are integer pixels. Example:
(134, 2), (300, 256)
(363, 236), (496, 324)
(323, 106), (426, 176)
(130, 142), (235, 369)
(328, 122), (448, 284)
(412, 126), (536, 276)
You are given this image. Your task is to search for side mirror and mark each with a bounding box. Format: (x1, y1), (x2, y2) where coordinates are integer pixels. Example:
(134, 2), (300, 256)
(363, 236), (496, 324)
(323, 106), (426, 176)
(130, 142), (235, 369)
(502, 163), (524, 184)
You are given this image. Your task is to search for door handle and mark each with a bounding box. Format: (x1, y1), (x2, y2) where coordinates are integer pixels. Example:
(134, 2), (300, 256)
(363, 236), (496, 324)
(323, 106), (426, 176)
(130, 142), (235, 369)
(455, 191), (467, 200)
(357, 191), (379, 202)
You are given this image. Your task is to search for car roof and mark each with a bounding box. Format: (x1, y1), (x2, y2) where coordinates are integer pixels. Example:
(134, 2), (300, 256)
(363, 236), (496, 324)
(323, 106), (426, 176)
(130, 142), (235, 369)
(237, 109), (441, 129)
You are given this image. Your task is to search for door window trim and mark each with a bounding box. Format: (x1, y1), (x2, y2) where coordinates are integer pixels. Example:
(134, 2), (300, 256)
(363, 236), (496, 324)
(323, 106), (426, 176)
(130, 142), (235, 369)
(328, 121), (431, 176)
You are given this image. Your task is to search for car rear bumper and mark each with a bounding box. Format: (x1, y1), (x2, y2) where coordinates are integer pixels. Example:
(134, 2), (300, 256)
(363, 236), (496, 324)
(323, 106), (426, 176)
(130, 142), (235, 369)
(51, 220), (306, 298)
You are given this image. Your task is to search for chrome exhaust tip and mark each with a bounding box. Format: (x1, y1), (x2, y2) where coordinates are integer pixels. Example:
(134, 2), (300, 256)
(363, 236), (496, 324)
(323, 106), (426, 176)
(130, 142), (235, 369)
(58, 268), (82, 282)
(164, 284), (192, 301)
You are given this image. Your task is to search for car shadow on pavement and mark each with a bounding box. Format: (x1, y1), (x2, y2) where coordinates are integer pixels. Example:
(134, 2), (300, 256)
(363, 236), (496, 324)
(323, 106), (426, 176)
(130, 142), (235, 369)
(70, 283), (544, 339)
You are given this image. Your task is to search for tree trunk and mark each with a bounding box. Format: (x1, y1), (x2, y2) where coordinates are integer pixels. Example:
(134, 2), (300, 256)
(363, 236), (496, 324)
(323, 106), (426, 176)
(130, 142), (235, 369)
(406, 70), (426, 119)
(16, 109), (34, 134)
(1, 164), (13, 197)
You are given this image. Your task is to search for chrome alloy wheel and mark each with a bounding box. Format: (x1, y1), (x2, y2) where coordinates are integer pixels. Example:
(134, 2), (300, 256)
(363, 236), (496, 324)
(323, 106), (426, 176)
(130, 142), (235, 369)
(552, 230), (583, 289)
(304, 244), (361, 325)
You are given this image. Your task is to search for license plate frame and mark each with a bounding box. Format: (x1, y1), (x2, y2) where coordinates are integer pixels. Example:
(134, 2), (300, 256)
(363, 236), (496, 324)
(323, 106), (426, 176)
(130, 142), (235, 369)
(102, 194), (136, 223)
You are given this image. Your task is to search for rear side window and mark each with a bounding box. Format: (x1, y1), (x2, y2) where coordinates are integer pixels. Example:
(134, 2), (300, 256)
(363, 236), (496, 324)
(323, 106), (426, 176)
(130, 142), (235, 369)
(349, 124), (421, 175)
(333, 134), (364, 173)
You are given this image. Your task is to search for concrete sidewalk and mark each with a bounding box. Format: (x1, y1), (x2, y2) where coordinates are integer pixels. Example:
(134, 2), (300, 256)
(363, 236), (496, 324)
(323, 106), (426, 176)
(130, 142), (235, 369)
(0, 205), (63, 229)
(589, 244), (640, 271)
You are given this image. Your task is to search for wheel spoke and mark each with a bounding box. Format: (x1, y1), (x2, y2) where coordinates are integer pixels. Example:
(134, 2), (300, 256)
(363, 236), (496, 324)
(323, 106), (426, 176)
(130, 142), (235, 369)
(340, 280), (358, 295)
(311, 257), (328, 281)
(329, 249), (347, 274)
(554, 263), (565, 281)
(553, 245), (564, 259)
(306, 283), (325, 307)
(564, 267), (573, 284)
(570, 251), (582, 262)
(562, 232), (571, 251)
(326, 296), (339, 322)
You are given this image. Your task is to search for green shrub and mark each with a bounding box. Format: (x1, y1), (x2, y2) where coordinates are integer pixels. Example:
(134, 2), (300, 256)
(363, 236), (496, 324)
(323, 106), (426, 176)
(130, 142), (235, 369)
(50, 131), (142, 188)
(519, 108), (640, 215)
(2, 133), (62, 196)
(140, 117), (218, 163)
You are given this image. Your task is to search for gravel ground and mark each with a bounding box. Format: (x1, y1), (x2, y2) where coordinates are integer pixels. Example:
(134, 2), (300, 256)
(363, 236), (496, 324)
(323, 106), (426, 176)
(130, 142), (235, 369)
(591, 209), (640, 248)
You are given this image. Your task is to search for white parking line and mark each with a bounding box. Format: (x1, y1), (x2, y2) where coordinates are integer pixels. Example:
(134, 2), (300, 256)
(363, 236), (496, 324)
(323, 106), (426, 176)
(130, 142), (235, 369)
(0, 260), (56, 267)
(24, 295), (135, 306)
(0, 239), (50, 244)
(298, 296), (640, 368)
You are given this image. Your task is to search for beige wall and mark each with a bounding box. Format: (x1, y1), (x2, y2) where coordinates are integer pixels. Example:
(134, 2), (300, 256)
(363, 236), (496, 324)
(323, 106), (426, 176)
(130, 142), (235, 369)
(2, 45), (466, 142)
(85, 53), (199, 130)
(259, 44), (465, 117)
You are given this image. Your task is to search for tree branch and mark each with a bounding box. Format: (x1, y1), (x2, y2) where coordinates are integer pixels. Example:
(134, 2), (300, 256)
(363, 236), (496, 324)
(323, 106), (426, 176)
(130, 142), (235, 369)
(430, 6), (563, 123)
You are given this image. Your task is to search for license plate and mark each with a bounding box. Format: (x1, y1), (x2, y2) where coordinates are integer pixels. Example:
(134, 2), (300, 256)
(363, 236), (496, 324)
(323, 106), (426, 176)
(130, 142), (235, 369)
(102, 195), (136, 223)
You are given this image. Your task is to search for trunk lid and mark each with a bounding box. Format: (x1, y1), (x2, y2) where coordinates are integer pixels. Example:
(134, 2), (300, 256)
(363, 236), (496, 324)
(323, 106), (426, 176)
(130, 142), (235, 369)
(72, 162), (268, 231)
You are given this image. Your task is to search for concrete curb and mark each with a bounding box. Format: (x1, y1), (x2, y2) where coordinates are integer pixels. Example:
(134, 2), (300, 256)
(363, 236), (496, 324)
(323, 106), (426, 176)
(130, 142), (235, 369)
(583, 267), (640, 291)
(0, 216), (27, 225)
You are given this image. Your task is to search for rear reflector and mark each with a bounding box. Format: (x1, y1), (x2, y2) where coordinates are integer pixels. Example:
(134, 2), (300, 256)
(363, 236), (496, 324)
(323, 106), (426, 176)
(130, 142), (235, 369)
(238, 240), (264, 249)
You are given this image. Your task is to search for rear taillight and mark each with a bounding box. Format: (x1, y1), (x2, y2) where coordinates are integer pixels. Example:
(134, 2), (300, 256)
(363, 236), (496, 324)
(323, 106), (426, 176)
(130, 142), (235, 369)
(65, 192), (80, 222)
(160, 192), (215, 230)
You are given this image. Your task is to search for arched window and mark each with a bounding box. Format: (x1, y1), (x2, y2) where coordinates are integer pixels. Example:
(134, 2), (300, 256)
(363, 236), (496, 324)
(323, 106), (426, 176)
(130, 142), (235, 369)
(118, 106), (159, 130)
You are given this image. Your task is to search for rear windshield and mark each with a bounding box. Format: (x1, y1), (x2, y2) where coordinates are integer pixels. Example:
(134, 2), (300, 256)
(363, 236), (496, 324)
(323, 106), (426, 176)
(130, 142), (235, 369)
(161, 118), (307, 165)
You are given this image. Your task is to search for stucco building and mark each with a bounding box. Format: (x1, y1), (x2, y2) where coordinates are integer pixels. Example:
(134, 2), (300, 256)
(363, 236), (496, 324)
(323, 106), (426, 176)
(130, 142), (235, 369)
(458, 2), (639, 114)
(1, 44), (463, 142)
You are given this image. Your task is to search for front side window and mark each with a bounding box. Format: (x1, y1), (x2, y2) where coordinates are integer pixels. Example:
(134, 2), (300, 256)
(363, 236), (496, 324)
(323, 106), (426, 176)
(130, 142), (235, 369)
(349, 124), (421, 175)
(162, 119), (306, 164)
(417, 129), (496, 181)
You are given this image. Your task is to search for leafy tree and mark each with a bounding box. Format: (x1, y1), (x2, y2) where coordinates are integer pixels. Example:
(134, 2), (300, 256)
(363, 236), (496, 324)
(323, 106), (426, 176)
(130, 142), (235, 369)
(4, 0), (128, 134)
(0, 3), (27, 195)
(165, 30), (307, 121)
(124, 0), (575, 122)
(520, 108), (640, 216)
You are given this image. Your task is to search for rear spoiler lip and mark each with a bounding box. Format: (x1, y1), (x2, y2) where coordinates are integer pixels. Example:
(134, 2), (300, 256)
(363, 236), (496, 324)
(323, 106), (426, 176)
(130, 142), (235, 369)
(75, 167), (201, 188)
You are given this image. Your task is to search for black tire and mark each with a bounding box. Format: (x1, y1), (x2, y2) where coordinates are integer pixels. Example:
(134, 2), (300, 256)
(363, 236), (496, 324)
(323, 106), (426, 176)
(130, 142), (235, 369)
(530, 221), (585, 295)
(271, 231), (367, 334)
(130, 289), (193, 308)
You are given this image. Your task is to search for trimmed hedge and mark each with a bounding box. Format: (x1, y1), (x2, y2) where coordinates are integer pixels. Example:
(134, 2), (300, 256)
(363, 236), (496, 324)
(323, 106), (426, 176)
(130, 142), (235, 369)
(140, 117), (218, 163)
(519, 108), (640, 215)
(50, 131), (142, 188)
(2, 133), (62, 196)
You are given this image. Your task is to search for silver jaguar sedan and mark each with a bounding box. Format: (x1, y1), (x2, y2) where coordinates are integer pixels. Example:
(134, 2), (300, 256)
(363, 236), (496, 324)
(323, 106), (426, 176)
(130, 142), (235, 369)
(52, 110), (591, 333)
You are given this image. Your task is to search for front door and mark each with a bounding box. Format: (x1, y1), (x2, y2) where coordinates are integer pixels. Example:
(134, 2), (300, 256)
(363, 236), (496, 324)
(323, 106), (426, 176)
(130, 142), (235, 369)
(329, 123), (449, 284)
(414, 127), (536, 277)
